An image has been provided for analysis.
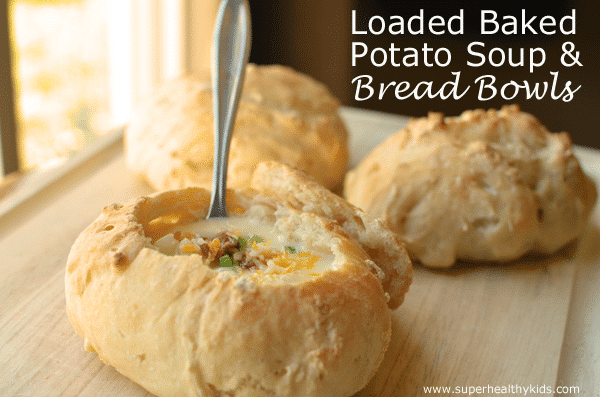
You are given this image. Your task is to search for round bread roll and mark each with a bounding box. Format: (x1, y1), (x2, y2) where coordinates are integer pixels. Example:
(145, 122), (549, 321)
(65, 162), (412, 397)
(344, 105), (597, 268)
(124, 64), (349, 192)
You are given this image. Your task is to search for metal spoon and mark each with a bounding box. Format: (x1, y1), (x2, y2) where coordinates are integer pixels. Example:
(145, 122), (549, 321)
(207, 0), (251, 219)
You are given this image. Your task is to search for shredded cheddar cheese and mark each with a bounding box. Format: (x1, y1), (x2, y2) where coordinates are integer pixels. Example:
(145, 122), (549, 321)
(151, 218), (336, 284)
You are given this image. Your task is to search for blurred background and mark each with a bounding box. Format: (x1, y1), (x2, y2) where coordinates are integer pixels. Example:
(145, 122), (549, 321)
(249, 0), (599, 148)
(1, 0), (598, 178)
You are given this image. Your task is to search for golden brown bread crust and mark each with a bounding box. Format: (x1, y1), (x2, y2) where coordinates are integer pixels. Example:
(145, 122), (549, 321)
(65, 163), (411, 397)
(344, 105), (597, 268)
(124, 64), (349, 192)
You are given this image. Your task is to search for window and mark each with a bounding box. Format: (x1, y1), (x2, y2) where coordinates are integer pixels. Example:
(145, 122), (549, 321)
(10, 0), (112, 171)
(2, 0), (217, 179)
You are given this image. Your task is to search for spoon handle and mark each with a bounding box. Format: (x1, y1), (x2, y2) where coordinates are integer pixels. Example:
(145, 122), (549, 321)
(207, 0), (251, 219)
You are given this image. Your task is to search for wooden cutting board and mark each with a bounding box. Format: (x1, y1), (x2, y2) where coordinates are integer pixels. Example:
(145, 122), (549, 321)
(1, 108), (597, 396)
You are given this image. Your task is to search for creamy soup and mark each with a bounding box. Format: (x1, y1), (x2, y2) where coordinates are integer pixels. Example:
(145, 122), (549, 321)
(152, 217), (336, 284)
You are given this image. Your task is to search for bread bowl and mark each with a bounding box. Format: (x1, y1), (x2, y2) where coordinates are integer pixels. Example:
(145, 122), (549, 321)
(65, 162), (412, 397)
(124, 64), (349, 192)
(344, 105), (597, 268)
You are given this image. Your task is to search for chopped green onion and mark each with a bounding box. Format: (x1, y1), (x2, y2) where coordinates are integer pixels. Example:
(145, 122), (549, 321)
(220, 255), (234, 267)
(237, 236), (247, 250)
(285, 246), (296, 254)
(248, 235), (264, 244)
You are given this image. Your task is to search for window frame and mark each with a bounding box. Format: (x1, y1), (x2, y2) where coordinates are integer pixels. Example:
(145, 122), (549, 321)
(0, 0), (18, 177)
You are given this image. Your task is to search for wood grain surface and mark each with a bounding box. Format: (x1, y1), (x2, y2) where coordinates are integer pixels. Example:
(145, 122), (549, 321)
(1, 109), (598, 397)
